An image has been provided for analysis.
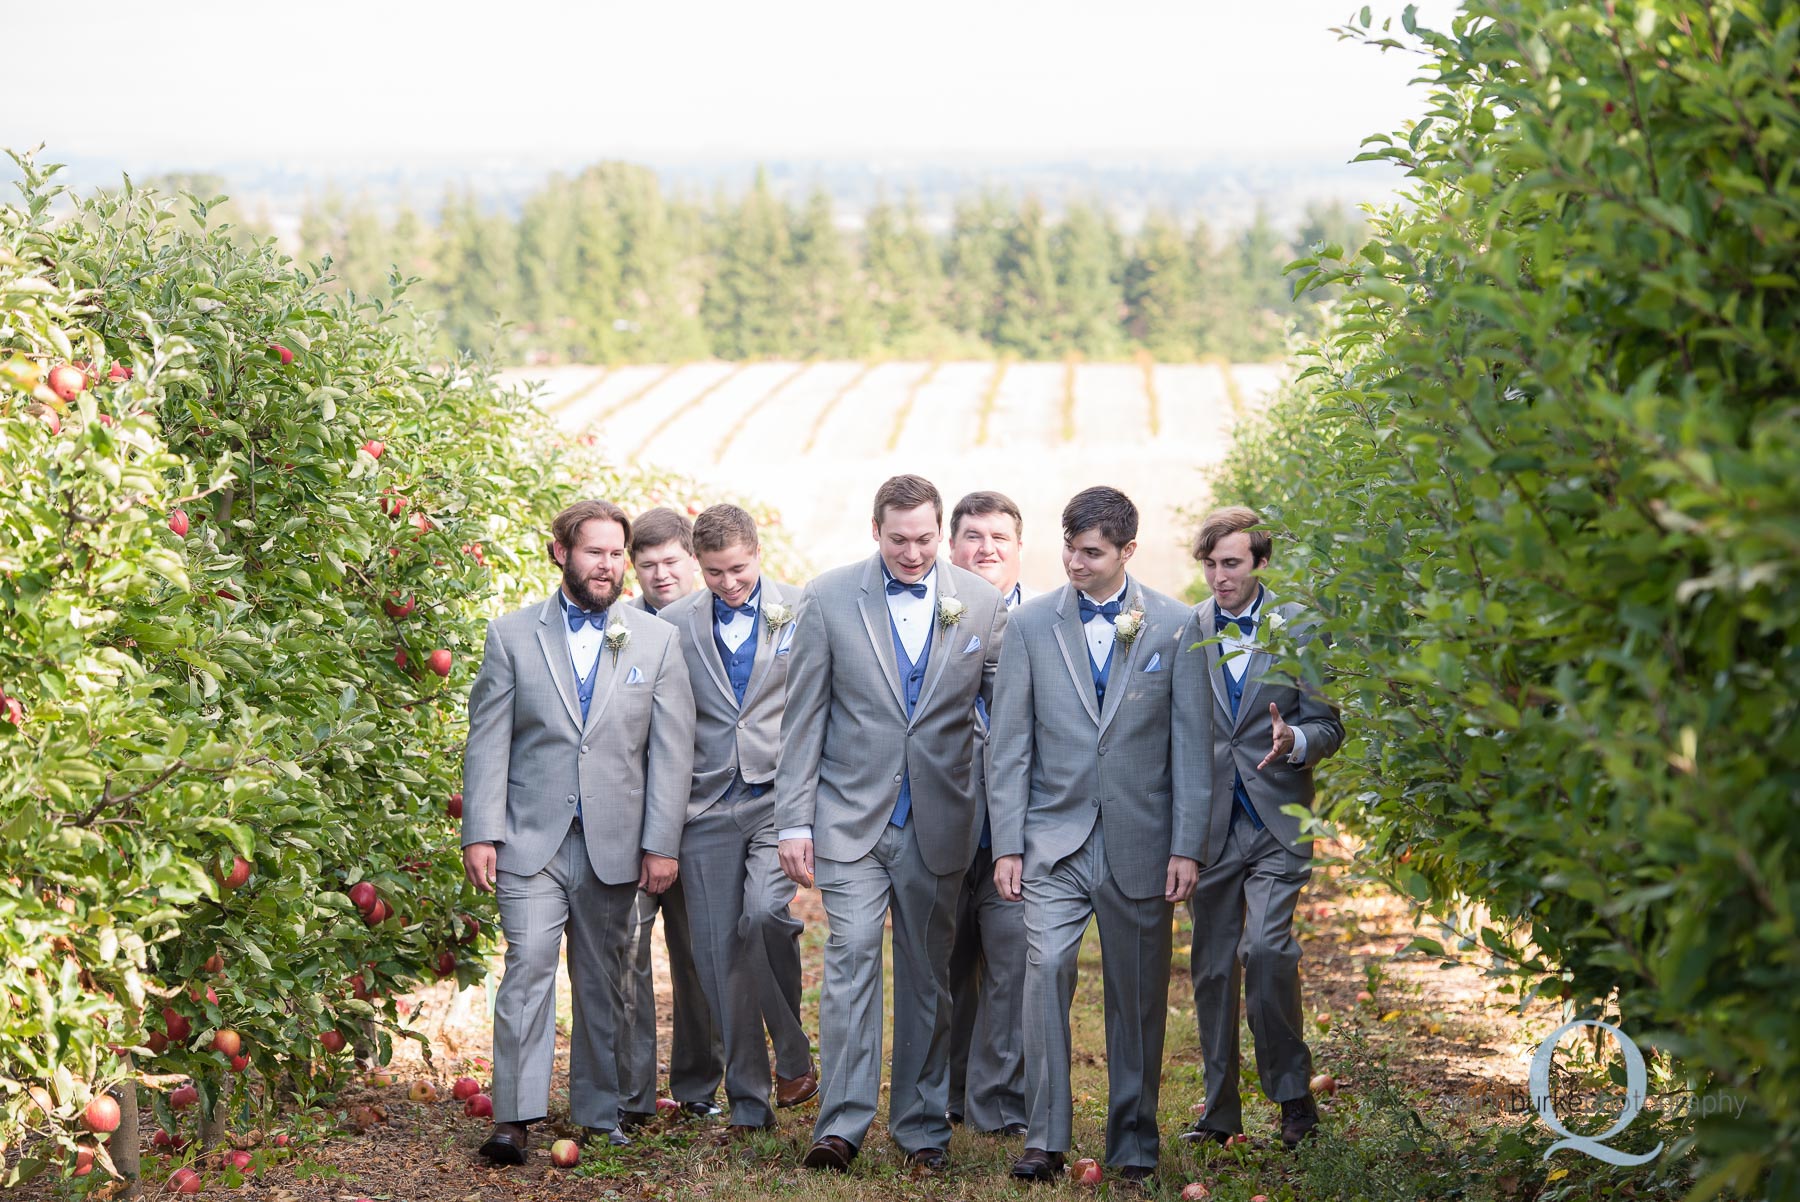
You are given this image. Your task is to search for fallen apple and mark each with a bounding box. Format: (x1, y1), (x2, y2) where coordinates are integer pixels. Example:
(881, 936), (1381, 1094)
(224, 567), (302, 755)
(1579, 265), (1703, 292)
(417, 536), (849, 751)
(451, 1077), (481, 1101)
(1316, 1012), (1333, 1031)
(549, 1138), (580, 1168)
(1071, 1157), (1102, 1185)
(1227, 1133), (1250, 1147)
(168, 1167), (202, 1193)
(408, 1080), (438, 1103)
(367, 1070), (395, 1088)
(1311, 1073), (1338, 1096)
(223, 1150), (253, 1174)
(1181, 1184), (1211, 1201)
(463, 1092), (493, 1118)
(655, 1096), (680, 1113)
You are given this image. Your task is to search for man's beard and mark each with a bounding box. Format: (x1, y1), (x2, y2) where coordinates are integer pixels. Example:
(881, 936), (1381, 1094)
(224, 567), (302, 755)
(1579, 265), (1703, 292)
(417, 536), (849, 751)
(564, 563), (621, 612)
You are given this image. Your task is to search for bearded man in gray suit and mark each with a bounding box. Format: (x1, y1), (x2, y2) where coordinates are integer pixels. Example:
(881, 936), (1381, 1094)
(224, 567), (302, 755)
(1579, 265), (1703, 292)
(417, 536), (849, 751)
(988, 486), (1204, 1189)
(1173, 505), (1344, 1151)
(776, 474), (1008, 1174)
(461, 500), (696, 1162)
(660, 504), (818, 1139)
(945, 489), (1034, 1137)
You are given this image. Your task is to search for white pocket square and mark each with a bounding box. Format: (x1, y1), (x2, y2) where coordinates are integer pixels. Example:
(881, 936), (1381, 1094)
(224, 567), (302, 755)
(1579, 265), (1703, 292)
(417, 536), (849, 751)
(777, 626), (796, 653)
(625, 666), (645, 685)
(962, 635), (981, 654)
(1144, 652), (1163, 673)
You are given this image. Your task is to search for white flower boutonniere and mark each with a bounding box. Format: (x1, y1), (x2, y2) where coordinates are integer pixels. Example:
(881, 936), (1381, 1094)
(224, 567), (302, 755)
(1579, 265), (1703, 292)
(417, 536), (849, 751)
(603, 619), (631, 666)
(937, 596), (966, 631)
(1114, 607), (1147, 648)
(762, 601), (794, 644)
(1266, 611), (1287, 633)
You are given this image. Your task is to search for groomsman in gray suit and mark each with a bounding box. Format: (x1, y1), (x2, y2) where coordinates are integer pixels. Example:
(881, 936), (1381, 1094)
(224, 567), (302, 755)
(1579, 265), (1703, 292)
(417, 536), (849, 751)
(945, 490), (1033, 1136)
(776, 474), (1008, 1173)
(618, 508), (725, 1125)
(461, 500), (696, 1162)
(988, 486), (1204, 1188)
(660, 504), (818, 1140)
(1173, 505), (1344, 1150)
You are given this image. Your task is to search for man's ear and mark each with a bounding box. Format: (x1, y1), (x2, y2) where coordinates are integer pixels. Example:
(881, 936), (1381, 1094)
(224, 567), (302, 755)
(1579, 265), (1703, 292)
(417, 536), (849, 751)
(549, 541), (566, 567)
(1120, 539), (1138, 564)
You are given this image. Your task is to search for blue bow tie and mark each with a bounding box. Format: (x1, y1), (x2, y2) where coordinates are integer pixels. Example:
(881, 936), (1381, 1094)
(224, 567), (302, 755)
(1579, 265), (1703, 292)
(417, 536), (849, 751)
(1079, 596), (1122, 624)
(713, 595), (757, 624)
(1215, 611), (1255, 637)
(885, 577), (928, 600)
(566, 603), (609, 633)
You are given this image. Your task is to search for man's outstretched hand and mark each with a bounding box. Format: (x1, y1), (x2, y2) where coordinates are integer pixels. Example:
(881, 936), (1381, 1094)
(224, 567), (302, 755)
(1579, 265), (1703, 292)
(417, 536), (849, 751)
(1256, 701), (1295, 771)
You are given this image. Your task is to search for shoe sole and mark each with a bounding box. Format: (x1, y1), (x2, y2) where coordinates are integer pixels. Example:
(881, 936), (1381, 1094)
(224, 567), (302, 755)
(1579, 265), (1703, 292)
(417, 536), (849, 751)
(775, 1083), (819, 1108)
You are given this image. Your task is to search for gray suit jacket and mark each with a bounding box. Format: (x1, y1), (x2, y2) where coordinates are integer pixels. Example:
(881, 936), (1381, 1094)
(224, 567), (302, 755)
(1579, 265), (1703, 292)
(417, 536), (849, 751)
(461, 593), (697, 884)
(1171, 591), (1344, 862)
(968, 582), (1039, 852)
(987, 578), (1204, 900)
(663, 579), (800, 822)
(775, 555), (1007, 876)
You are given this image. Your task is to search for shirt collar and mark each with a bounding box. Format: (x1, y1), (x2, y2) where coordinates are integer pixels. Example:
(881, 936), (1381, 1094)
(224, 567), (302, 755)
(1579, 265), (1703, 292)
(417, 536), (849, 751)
(1218, 583), (1266, 623)
(1079, 579), (1129, 610)
(1005, 582), (1022, 609)
(560, 588), (608, 621)
(716, 581), (762, 618)
(880, 562), (937, 592)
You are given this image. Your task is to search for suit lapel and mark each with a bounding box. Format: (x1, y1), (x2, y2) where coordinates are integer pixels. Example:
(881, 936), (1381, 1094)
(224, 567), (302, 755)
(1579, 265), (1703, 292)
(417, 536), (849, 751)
(911, 566), (956, 724)
(1097, 580), (1145, 736)
(581, 611), (629, 736)
(688, 596), (737, 708)
(1233, 590), (1275, 735)
(856, 555), (908, 718)
(740, 580), (783, 709)
(1198, 598), (1234, 721)
(535, 594), (584, 731)
(1050, 584), (1101, 728)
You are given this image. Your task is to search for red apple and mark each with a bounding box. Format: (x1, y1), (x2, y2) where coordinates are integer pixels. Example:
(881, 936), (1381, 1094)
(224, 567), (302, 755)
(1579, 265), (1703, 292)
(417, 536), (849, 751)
(319, 1030), (347, 1054)
(549, 1138), (580, 1168)
(169, 509), (190, 537)
(223, 1150), (253, 1174)
(348, 882), (378, 913)
(360, 440), (385, 459)
(1311, 1073), (1338, 1097)
(47, 363), (86, 401)
(457, 914), (480, 945)
(1356, 990), (1374, 1004)
(451, 1077), (481, 1101)
(409, 510), (431, 536)
(408, 1080), (437, 1103)
(212, 1029), (241, 1057)
(163, 1008), (192, 1042)
(229, 1054), (249, 1072)
(169, 1084), (198, 1111)
(268, 343), (294, 366)
(83, 1094), (121, 1133)
(463, 1093), (493, 1118)
(367, 1071), (395, 1088)
(1316, 1012), (1333, 1031)
(146, 1030), (171, 1055)
(1227, 1133), (1250, 1147)
(393, 647), (409, 669)
(426, 649), (452, 677)
(218, 856), (251, 890)
(1251, 1196), (1269, 1202)
(655, 1096), (679, 1113)
(190, 985), (219, 1007)
(108, 361), (132, 382)
(1181, 1185), (1211, 1201)
(447, 792), (463, 820)
(380, 490), (407, 518)
(271, 1134), (289, 1148)
(383, 593), (415, 619)
(363, 899), (390, 926)
(169, 1167), (202, 1193)
(435, 951), (456, 979)
(202, 952), (224, 973)
(1071, 1157), (1102, 1185)
(152, 1129), (187, 1152)
(349, 972), (373, 1001)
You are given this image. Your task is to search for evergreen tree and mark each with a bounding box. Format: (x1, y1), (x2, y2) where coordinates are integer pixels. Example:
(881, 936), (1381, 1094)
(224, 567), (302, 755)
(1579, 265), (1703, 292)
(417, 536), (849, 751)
(701, 169), (795, 358)
(942, 191), (1010, 344)
(1124, 209), (1200, 359)
(1053, 199), (1126, 356)
(992, 197), (1059, 357)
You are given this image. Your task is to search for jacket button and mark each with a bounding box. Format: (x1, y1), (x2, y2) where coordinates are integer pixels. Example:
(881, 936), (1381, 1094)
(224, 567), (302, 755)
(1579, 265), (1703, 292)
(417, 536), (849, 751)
(1231, 738), (1240, 748)
(1098, 745), (1108, 755)
(566, 795), (576, 804)
(737, 720), (747, 730)
(893, 773), (903, 783)
(1091, 798), (1101, 808)
(581, 745), (589, 754)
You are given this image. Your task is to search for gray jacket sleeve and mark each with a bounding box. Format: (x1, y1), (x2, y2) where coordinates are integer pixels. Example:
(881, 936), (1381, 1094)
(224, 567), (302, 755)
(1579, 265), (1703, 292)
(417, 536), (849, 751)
(641, 629), (696, 859)
(1169, 625), (1213, 863)
(985, 616), (1034, 860)
(461, 622), (514, 848)
(774, 581), (830, 833)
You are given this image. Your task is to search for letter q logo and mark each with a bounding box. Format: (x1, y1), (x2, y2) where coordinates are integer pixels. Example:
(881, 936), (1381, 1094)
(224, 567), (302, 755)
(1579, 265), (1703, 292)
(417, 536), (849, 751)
(1528, 1018), (1663, 1166)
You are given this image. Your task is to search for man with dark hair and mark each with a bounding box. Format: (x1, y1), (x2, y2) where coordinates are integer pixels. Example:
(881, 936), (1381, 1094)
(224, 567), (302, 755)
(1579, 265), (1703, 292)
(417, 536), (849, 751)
(988, 485), (1203, 1189)
(462, 500), (695, 1162)
(1173, 505), (1344, 1151)
(617, 505), (723, 1127)
(776, 473), (1008, 1174)
(660, 505), (817, 1139)
(945, 490), (1032, 1135)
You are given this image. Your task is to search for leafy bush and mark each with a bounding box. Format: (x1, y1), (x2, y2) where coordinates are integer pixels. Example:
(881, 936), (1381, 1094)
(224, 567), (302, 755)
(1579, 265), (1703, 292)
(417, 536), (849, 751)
(1209, 2), (1797, 1195)
(0, 151), (797, 1186)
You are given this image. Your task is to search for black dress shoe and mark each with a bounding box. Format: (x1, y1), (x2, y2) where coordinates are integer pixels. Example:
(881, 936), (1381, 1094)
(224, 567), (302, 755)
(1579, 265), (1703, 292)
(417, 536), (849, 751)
(617, 1110), (655, 1131)
(678, 1100), (723, 1118)
(477, 1122), (528, 1164)
(946, 1109), (964, 1125)
(908, 1147), (948, 1173)
(801, 1135), (857, 1171)
(1176, 1121), (1234, 1146)
(995, 1121), (1029, 1137)
(579, 1126), (630, 1148)
(1117, 1164), (1156, 1192)
(1280, 1095), (1320, 1149)
(1011, 1148), (1066, 1182)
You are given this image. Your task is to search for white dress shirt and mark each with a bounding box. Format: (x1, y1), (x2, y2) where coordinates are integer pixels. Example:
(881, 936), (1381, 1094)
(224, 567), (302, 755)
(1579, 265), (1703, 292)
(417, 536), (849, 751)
(562, 590), (605, 679)
(1081, 582), (1128, 671)
(885, 565), (937, 663)
(716, 582), (759, 653)
(1218, 585), (1308, 765)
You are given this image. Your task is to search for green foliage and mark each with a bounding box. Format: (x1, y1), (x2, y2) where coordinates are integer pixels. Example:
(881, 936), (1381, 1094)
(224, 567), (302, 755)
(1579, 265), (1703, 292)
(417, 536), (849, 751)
(1209, 1), (1798, 1193)
(0, 151), (798, 1185)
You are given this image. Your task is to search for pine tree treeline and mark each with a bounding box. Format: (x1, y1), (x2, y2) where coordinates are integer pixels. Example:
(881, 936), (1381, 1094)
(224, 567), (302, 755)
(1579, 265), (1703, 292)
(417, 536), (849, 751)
(292, 163), (1362, 364)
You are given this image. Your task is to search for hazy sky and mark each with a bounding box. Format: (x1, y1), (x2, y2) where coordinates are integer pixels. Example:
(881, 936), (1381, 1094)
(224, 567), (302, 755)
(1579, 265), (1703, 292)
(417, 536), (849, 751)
(4, 0), (1456, 168)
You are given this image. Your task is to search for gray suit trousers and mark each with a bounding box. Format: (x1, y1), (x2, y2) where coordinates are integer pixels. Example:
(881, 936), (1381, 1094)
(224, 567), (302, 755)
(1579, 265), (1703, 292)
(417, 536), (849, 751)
(1022, 819), (1172, 1168)
(493, 823), (638, 1129)
(680, 781), (814, 1128)
(1187, 808), (1315, 1134)
(617, 876), (724, 1111)
(947, 845), (1028, 1131)
(814, 821), (962, 1154)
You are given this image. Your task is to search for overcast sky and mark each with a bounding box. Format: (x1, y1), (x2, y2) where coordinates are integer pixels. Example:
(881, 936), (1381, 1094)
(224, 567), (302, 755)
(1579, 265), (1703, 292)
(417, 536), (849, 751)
(4, 0), (1456, 168)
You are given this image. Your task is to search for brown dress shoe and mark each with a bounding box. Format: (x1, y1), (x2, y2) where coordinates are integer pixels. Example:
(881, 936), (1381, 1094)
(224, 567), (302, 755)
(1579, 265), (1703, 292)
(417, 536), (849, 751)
(908, 1147), (948, 1173)
(1280, 1095), (1320, 1149)
(719, 1123), (769, 1145)
(1011, 1148), (1066, 1182)
(477, 1122), (528, 1164)
(774, 1068), (819, 1108)
(801, 1135), (857, 1171)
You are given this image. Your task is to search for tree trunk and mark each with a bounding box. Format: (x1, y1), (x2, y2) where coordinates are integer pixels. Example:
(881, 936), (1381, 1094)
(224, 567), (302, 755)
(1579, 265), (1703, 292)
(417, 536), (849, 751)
(199, 1099), (226, 1151)
(112, 1078), (140, 1198)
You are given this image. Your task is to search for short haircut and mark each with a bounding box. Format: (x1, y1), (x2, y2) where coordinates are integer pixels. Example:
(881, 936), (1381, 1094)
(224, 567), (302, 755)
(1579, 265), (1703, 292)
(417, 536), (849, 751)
(1061, 486), (1138, 550)
(629, 506), (695, 559)
(551, 499), (630, 560)
(951, 490), (1023, 540)
(872, 474), (943, 528)
(692, 504), (760, 556)
(1192, 505), (1272, 564)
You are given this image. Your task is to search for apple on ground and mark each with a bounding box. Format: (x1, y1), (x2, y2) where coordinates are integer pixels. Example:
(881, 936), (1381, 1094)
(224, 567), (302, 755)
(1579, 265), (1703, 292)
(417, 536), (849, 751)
(1252, 1196), (1269, 1202)
(1227, 1133), (1250, 1147)
(654, 1096), (680, 1114)
(223, 1150), (253, 1173)
(83, 1094), (121, 1133)
(1070, 1157), (1102, 1185)
(169, 1167), (203, 1193)
(408, 1081), (438, 1103)
(549, 1138), (580, 1168)
(1316, 1012), (1333, 1031)
(367, 1071), (395, 1088)
(1356, 990), (1374, 1004)
(451, 1077), (481, 1101)
(463, 1093), (493, 1118)
(1181, 1184), (1211, 1201)
(271, 1133), (290, 1148)
(1311, 1073), (1338, 1096)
